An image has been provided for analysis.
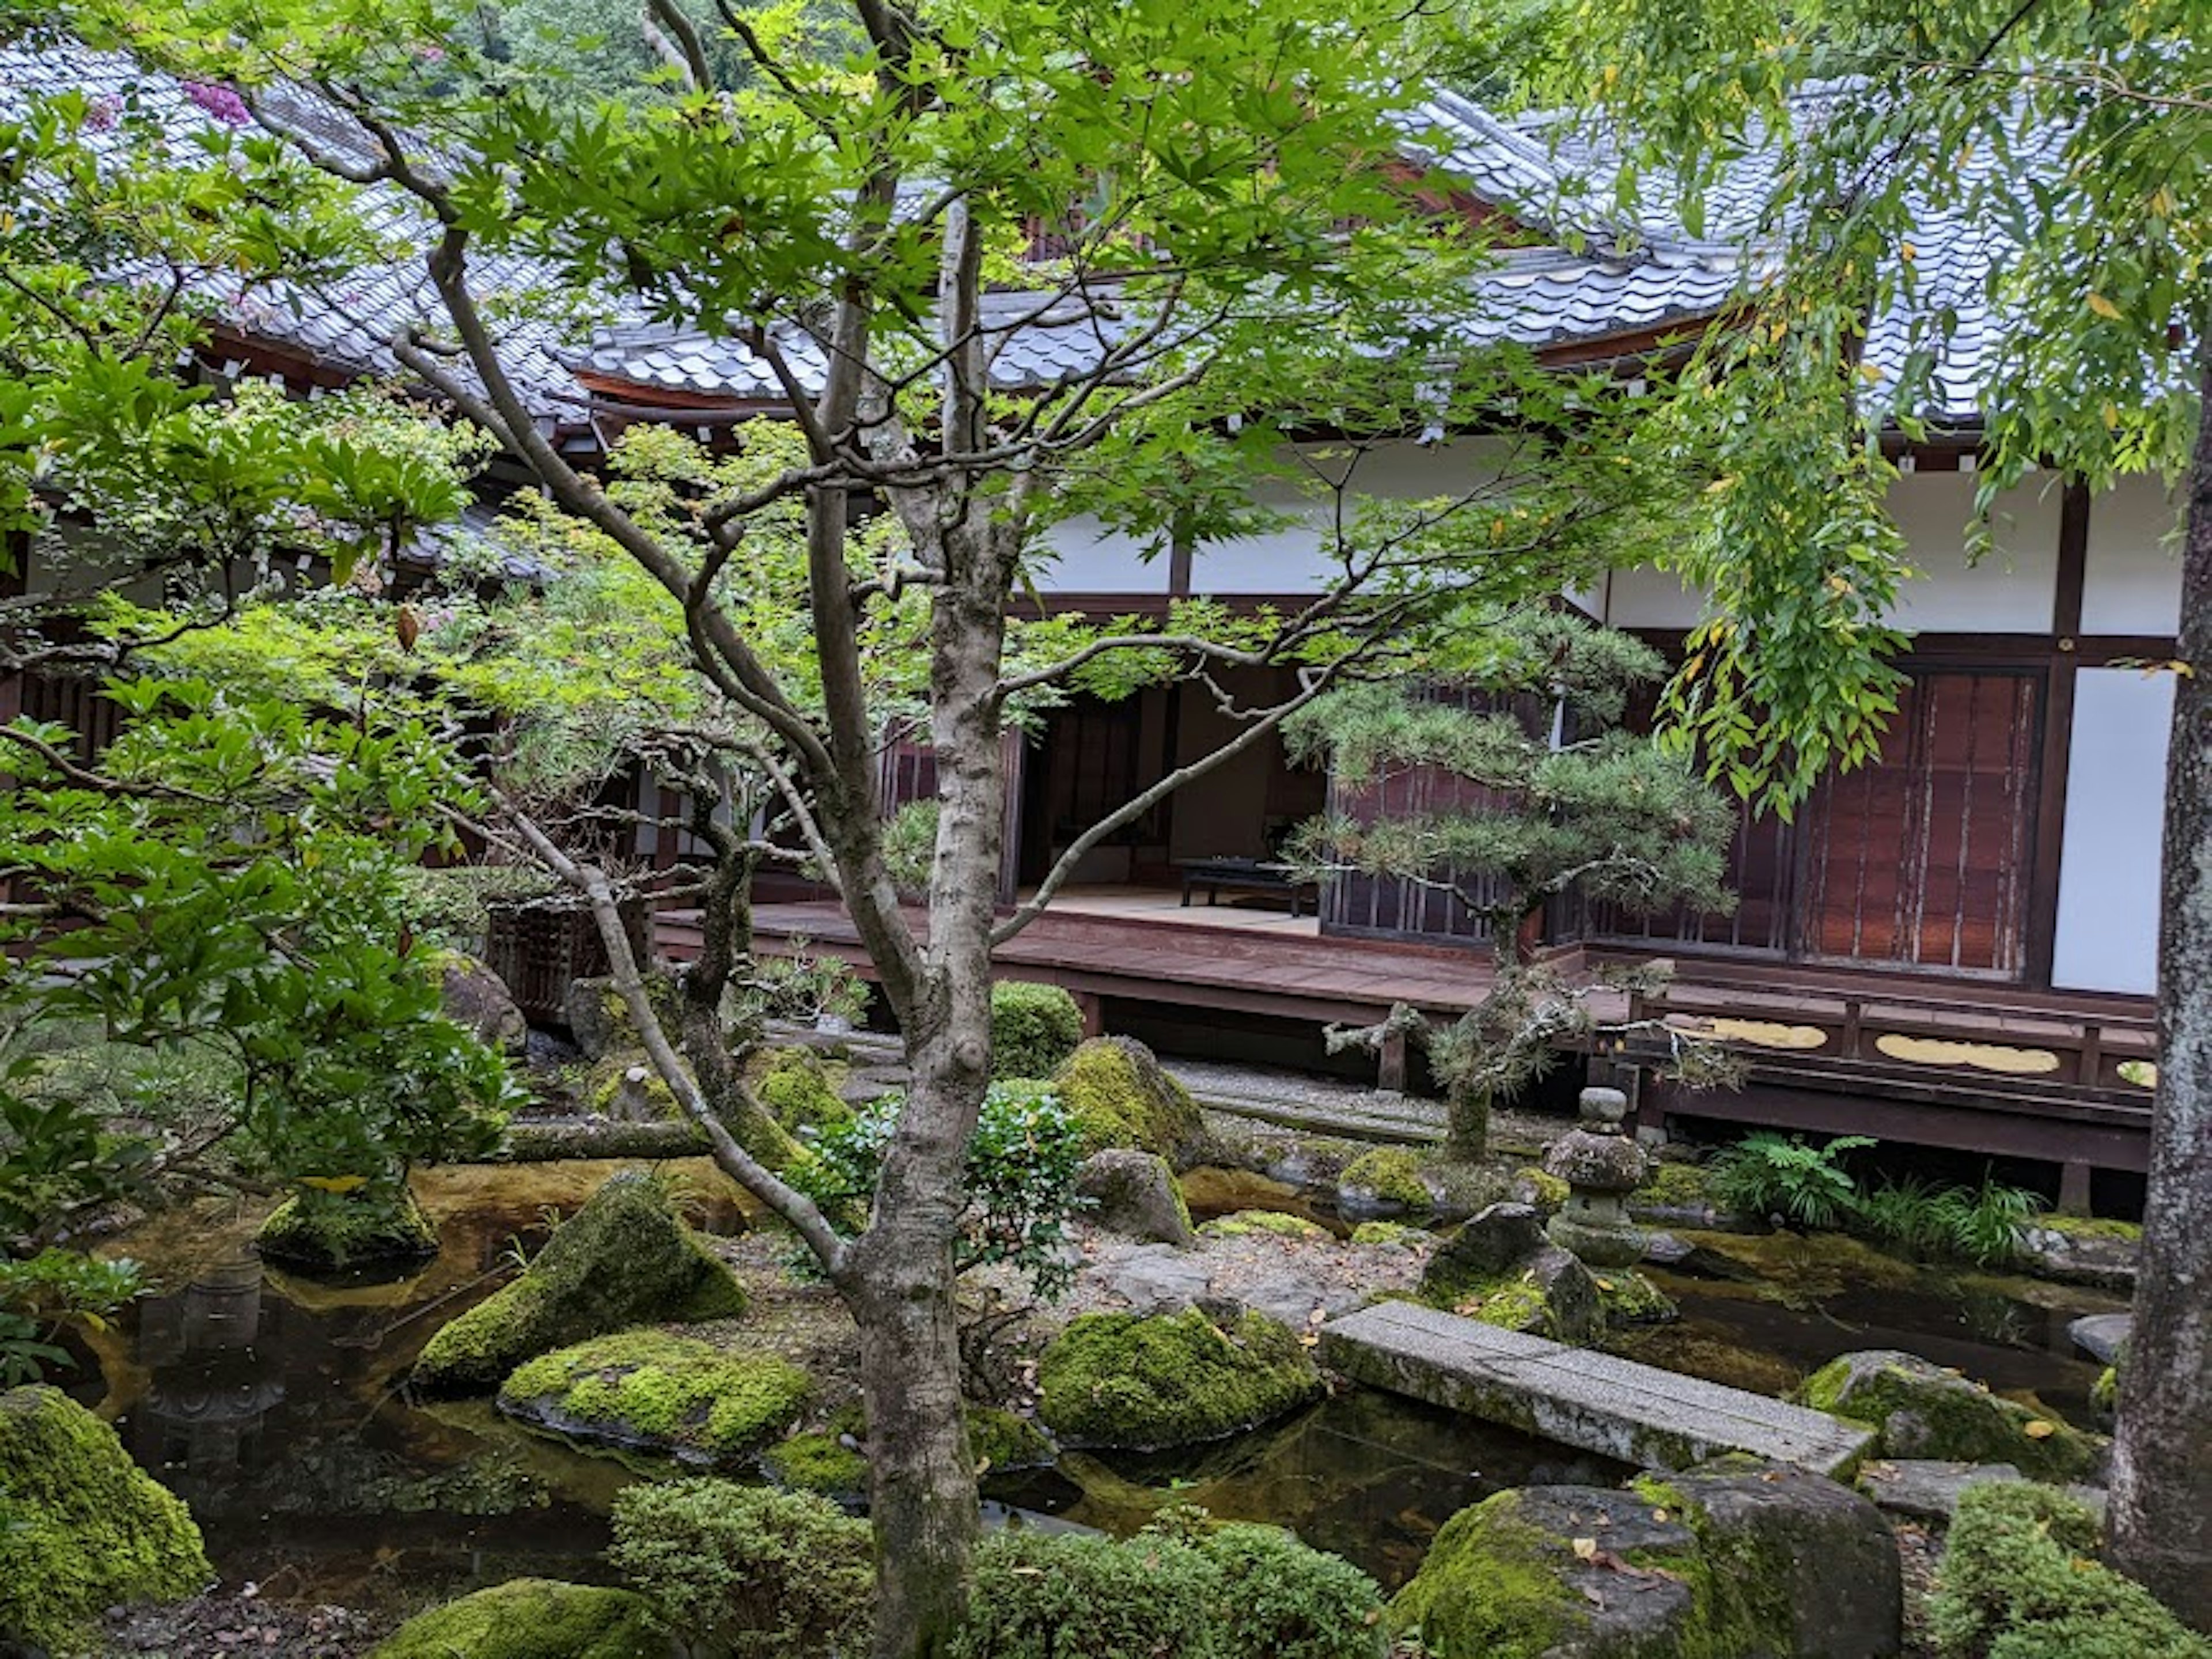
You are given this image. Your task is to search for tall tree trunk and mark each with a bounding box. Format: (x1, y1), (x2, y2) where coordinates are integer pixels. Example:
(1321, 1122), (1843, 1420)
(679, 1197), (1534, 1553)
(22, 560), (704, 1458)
(2108, 350), (2212, 1631)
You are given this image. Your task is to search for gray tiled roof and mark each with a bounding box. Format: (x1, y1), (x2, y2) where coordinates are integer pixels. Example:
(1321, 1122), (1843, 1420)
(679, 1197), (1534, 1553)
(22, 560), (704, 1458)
(2, 39), (2052, 427)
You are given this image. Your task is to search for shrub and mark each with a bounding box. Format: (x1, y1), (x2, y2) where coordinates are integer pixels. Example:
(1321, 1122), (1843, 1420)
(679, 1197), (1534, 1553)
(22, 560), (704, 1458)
(991, 982), (1085, 1080)
(789, 1080), (1086, 1298)
(949, 1517), (1385, 1659)
(611, 1478), (873, 1659)
(368, 1579), (666, 1659)
(1928, 1483), (2212, 1659)
(1709, 1132), (1870, 1228)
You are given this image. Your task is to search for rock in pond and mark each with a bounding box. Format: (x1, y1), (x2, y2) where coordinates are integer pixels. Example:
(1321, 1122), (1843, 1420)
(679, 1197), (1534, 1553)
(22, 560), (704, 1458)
(0, 1385), (213, 1656)
(1053, 1036), (1207, 1165)
(413, 1172), (747, 1395)
(1797, 1349), (2104, 1483)
(1855, 1458), (2025, 1523)
(1392, 1461), (1900, 1658)
(1036, 1306), (1324, 1450)
(1075, 1149), (1195, 1247)
(369, 1578), (673, 1659)
(440, 951), (528, 1054)
(1338, 1145), (1431, 1215)
(1422, 1203), (1604, 1344)
(256, 1180), (442, 1272)
(499, 1330), (812, 1464)
(2068, 1311), (2131, 1365)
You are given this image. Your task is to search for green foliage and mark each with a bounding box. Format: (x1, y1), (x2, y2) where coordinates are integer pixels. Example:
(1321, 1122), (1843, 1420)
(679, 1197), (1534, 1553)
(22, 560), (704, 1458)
(788, 1080), (1086, 1298)
(414, 1172), (746, 1393)
(611, 1478), (873, 1659)
(0, 1384), (212, 1653)
(1709, 1133), (1873, 1230)
(0, 1249), (143, 1384)
(368, 1578), (668, 1659)
(752, 1047), (854, 1135)
(502, 1329), (813, 1461)
(1035, 1306), (1324, 1449)
(951, 1515), (1385, 1659)
(1929, 1483), (2212, 1659)
(990, 982), (1085, 1081)
(255, 1183), (440, 1272)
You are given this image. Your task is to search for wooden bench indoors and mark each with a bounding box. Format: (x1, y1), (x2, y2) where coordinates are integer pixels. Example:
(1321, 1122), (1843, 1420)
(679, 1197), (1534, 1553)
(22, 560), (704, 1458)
(1177, 857), (1320, 919)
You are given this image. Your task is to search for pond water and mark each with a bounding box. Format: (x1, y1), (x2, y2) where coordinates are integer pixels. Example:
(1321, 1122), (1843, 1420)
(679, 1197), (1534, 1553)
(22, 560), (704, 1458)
(67, 1158), (2124, 1611)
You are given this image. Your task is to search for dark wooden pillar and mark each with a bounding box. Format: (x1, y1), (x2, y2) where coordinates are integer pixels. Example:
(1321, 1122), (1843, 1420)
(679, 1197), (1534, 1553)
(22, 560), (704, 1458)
(2027, 479), (2090, 987)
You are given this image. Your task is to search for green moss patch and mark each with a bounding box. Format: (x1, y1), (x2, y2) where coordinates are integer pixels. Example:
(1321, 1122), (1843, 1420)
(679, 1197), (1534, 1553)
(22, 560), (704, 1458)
(256, 1181), (439, 1272)
(1340, 1146), (1430, 1207)
(1596, 1269), (1678, 1325)
(1636, 1160), (1714, 1209)
(1200, 1207), (1332, 1241)
(1389, 1491), (1583, 1658)
(0, 1386), (213, 1654)
(1052, 1036), (1205, 1162)
(501, 1330), (811, 1463)
(762, 1428), (869, 1497)
(1350, 1221), (1433, 1248)
(749, 1047), (854, 1134)
(1037, 1307), (1324, 1449)
(1514, 1166), (1570, 1212)
(1797, 1349), (2102, 1482)
(414, 1173), (746, 1395)
(369, 1578), (667, 1659)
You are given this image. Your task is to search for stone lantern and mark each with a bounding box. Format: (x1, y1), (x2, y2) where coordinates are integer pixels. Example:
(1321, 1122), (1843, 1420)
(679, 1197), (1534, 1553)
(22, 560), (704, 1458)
(1541, 1086), (1649, 1268)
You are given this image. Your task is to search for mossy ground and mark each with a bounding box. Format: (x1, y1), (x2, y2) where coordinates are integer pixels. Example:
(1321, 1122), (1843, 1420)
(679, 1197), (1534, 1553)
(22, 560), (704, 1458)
(413, 1174), (747, 1394)
(368, 1578), (666, 1659)
(1037, 1307), (1324, 1449)
(502, 1329), (812, 1462)
(1350, 1220), (1433, 1248)
(0, 1386), (213, 1654)
(1200, 1208), (1332, 1241)
(1635, 1159), (1715, 1209)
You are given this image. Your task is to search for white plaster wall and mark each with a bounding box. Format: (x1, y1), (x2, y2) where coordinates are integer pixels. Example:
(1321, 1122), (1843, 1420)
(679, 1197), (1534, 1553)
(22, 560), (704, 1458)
(1884, 471), (2060, 633)
(2051, 666), (2175, 995)
(1035, 514), (1173, 595)
(1601, 564), (1709, 630)
(2081, 474), (2184, 637)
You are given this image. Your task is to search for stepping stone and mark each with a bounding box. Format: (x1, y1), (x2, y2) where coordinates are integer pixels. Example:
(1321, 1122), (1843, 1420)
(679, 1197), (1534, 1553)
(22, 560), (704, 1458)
(1855, 1459), (2023, 1522)
(1321, 1300), (1874, 1476)
(2067, 1312), (2131, 1364)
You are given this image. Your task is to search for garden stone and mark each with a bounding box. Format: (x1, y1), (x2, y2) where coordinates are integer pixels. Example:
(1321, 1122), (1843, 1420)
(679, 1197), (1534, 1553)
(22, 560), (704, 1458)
(1075, 1150), (1195, 1247)
(1541, 1086), (1650, 1270)
(1086, 1242), (1214, 1313)
(2014, 1220), (2139, 1290)
(1422, 1204), (1604, 1343)
(1855, 1459), (2024, 1522)
(1036, 1306), (1323, 1449)
(440, 952), (528, 1054)
(562, 975), (629, 1059)
(1674, 1459), (1902, 1656)
(1427, 1202), (1548, 1285)
(369, 1578), (674, 1659)
(1797, 1349), (2104, 1482)
(2067, 1312), (2131, 1365)
(412, 1173), (745, 1395)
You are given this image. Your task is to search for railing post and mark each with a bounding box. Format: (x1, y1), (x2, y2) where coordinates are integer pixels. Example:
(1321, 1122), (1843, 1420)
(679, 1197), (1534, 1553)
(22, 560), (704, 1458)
(1840, 998), (1864, 1061)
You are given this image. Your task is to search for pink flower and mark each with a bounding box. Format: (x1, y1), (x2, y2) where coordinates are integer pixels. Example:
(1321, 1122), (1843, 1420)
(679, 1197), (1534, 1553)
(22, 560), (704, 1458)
(182, 80), (251, 127)
(417, 43), (448, 63)
(84, 93), (121, 132)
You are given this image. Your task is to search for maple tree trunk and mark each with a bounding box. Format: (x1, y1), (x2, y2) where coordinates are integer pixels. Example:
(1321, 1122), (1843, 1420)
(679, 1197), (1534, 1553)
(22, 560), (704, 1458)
(2107, 348), (2212, 1631)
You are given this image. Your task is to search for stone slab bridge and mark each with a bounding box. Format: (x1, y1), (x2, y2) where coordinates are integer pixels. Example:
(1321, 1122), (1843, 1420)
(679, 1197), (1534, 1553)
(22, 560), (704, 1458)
(1321, 1301), (1874, 1478)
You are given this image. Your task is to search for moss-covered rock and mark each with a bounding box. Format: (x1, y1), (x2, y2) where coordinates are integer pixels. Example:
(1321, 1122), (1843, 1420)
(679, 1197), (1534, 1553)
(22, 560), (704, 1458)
(1199, 1207), (1332, 1242)
(2092, 1363), (2120, 1427)
(1392, 1467), (1900, 1659)
(1339, 1146), (1430, 1210)
(1797, 1349), (2103, 1482)
(439, 950), (528, 1055)
(749, 1046), (854, 1134)
(414, 1173), (747, 1395)
(762, 1427), (870, 1497)
(1635, 1158), (1714, 1210)
(0, 1385), (213, 1654)
(967, 1403), (1055, 1473)
(1037, 1307), (1324, 1449)
(1596, 1268), (1678, 1325)
(1421, 1205), (1603, 1343)
(255, 1181), (440, 1272)
(1513, 1165), (1571, 1213)
(369, 1578), (669, 1659)
(1075, 1149), (1196, 1246)
(991, 981), (1086, 1079)
(500, 1330), (812, 1463)
(582, 1046), (681, 1122)
(1053, 1036), (1206, 1165)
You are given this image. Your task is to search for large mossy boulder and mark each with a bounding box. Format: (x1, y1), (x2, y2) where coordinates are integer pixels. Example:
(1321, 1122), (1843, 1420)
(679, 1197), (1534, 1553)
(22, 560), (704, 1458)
(0, 1385), (213, 1654)
(1036, 1306), (1324, 1450)
(1052, 1036), (1207, 1165)
(413, 1173), (746, 1395)
(499, 1330), (812, 1463)
(748, 1045), (855, 1134)
(369, 1578), (672, 1659)
(1392, 1464), (1900, 1659)
(256, 1181), (440, 1273)
(1798, 1349), (2103, 1482)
